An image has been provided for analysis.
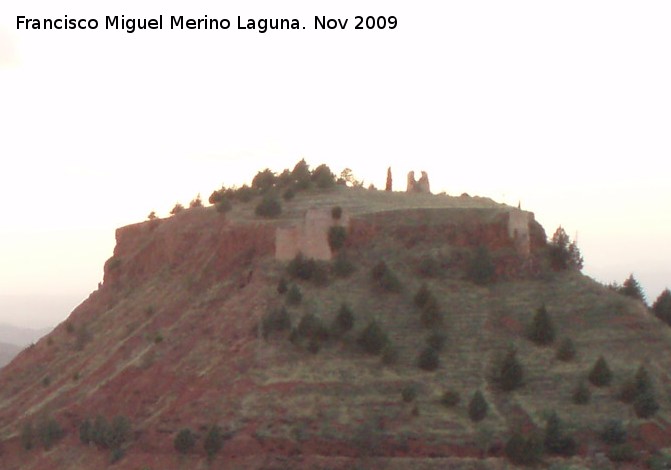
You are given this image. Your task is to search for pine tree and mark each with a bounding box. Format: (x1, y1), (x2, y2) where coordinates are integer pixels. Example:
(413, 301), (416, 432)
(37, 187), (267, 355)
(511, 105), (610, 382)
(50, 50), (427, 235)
(572, 380), (591, 404)
(588, 356), (612, 387)
(468, 391), (488, 422)
(496, 348), (524, 391)
(527, 304), (556, 346)
(652, 288), (671, 325)
(620, 274), (645, 303)
(556, 337), (576, 361)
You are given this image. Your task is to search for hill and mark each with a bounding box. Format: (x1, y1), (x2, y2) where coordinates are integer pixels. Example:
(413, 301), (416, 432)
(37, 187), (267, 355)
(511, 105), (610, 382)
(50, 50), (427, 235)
(0, 182), (669, 469)
(0, 342), (22, 369)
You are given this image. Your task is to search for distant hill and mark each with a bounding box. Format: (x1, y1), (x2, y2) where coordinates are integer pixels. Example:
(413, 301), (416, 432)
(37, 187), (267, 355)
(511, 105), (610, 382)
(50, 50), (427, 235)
(0, 323), (51, 347)
(0, 342), (22, 368)
(0, 183), (669, 469)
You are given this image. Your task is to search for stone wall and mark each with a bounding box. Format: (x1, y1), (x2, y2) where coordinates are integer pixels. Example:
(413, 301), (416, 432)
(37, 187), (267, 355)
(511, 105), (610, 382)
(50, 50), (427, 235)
(275, 208), (350, 261)
(507, 209), (532, 257)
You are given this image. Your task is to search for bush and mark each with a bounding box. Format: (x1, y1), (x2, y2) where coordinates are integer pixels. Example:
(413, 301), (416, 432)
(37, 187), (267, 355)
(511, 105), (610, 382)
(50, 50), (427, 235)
(634, 389), (660, 418)
(653, 288), (671, 325)
(527, 304), (556, 346)
(619, 274), (645, 302)
(170, 203), (184, 215)
(331, 206), (342, 220)
(588, 356), (612, 387)
(282, 188), (295, 201)
(548, 226), (584, 271)
(370, 261), (402, 293)
(37, 416), (64, 450)
(216, 198), (232, 214)
(332, 252), (356, 278)
(401, 384), (418, 402)
(494, 348), (524, 392)
(504, 433), (543, 466)
(544, 412), (577, 456)
(255, 194), (282, 218)
(189, 194), (203, 208)
(204, 425), (224, 460)
(601, 419), (627, 445)
(21, 421), (34, 450)
(357, 320), (388, 355)
(79, 418), (92, 445)
(312, 164), (336, 188)
(251, 168), (277, 192)
(607, 443), (637, 463)
(110, 447), (125, 463)
(286, 285), (303, 306)
(572, 380), (591, 404)
(327, 226), (347, 252)
(417, 256), (443, 278)
(287, 253), (316, 280)
(556, 337), (576, 361)
(417, 347), (440, 371)
(92, 415), (111, 447)
(291, 159), (312, 190)
(277, 277), (288, 295)
(174, 428), (196, 454)
(261, 306), (291, 339)
(331, 303), (354, 337)
(108, 415), (131, 450)
(233, 185), (255, 202)
(296, 313), (329, 343)
(441, 390), (460, 407)
(414, 284), (432, 309)
(467, 246), (495, 285)
(468, 391), (488, 422)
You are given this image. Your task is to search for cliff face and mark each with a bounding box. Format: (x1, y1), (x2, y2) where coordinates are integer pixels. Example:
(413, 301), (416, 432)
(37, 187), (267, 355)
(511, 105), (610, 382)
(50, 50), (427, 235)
(1, 195), (670, 470)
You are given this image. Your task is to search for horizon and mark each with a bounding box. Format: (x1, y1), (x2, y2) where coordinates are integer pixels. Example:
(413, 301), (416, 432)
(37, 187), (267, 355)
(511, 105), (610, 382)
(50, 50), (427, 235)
(1, 0), (670, 328)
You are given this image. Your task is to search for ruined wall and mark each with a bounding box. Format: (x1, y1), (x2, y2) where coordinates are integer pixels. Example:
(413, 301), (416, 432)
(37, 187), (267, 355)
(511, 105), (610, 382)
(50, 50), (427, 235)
(275, 208), (350, 261)
(507, 209), (532, 257)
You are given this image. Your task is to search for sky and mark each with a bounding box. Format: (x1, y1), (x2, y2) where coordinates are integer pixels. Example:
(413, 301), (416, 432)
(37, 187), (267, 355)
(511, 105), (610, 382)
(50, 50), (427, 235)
(1, 1), (670, 328)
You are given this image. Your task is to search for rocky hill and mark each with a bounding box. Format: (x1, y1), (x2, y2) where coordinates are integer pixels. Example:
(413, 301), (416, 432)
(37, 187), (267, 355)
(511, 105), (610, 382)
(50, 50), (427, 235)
(1, 184), (669, 469)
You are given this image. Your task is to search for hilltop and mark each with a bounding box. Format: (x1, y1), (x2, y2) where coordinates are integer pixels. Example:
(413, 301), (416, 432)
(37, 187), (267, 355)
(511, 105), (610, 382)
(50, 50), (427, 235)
(0, 170), (670, 469)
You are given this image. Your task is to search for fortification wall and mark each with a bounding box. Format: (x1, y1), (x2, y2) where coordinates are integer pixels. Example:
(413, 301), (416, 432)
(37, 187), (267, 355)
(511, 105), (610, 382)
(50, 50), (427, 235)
(507, 209), (532, 257)
(275, 208), (350, 261)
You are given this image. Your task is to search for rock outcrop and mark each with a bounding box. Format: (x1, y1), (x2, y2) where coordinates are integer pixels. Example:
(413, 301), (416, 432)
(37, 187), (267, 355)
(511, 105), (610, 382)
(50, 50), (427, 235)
(385, 167), (392, 191)
(406, 170), (431, 193)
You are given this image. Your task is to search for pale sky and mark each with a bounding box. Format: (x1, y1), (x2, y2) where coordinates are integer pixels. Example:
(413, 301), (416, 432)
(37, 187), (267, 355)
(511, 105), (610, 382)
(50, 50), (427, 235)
(1, 1), (670, 328)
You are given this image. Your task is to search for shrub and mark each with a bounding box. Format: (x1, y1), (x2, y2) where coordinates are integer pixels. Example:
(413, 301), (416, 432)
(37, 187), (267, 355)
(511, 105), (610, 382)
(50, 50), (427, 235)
(37, 416), (64, 450)
(282, 188), (295, 201)
(414, 283), (432, 309)
(287, 253), (316, 280)
(634, 389), (660, 418)
(544, 412), (577, 456)
(216, 198), (232, 214)
(296, 313), (329, 343)
(548, 226), (583, 271)
(189, 194), (203, 208)
(108, 415), (131, 450)
(417, 256), (443, 278)
(277, 277), (288, 295)
(417, 347), (440, 371)
(467, 246), (495, 285)
(653, 288), (671, 325)
(331, 303), (354, 337)
(401, 384), (418, 402)
(110, 447), (125, 463)
(79, 418), (92, 445)
(21, 421), (34, 450)
(92, 415), (111, 447)
(233, 184), (255, 202)
(572, 380), (591, 404)
(312, 164), (336, 188)
(527, 304), (556, 346)
(332, 252), (356, 278)
(441, 390), (460, 407)
(204, 425), (224, 460)
(371, 261), (402, 293)
(291, 159), (312, 190)
(261, 306), (291, 339)
(255, 194), (282, 218)
(504, 433), (543, 466)
(468, 391), (488, 422)
(331, 206), (342, 220)
(420, 298), (443, 328)
(327, 226), (347, 252)
(588, 356), (612, 387)
(286, 285), (303, 306)
(494, 348), (524, 392)
(607, 443), (637, 463)
(251, 168), (277, 192)
(556, 337), (576, 361)
(174, 428), (196, 454)
(170, 203), (184, 215)
(357, 320), (388, 355)
(601, 419), (627, 445)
